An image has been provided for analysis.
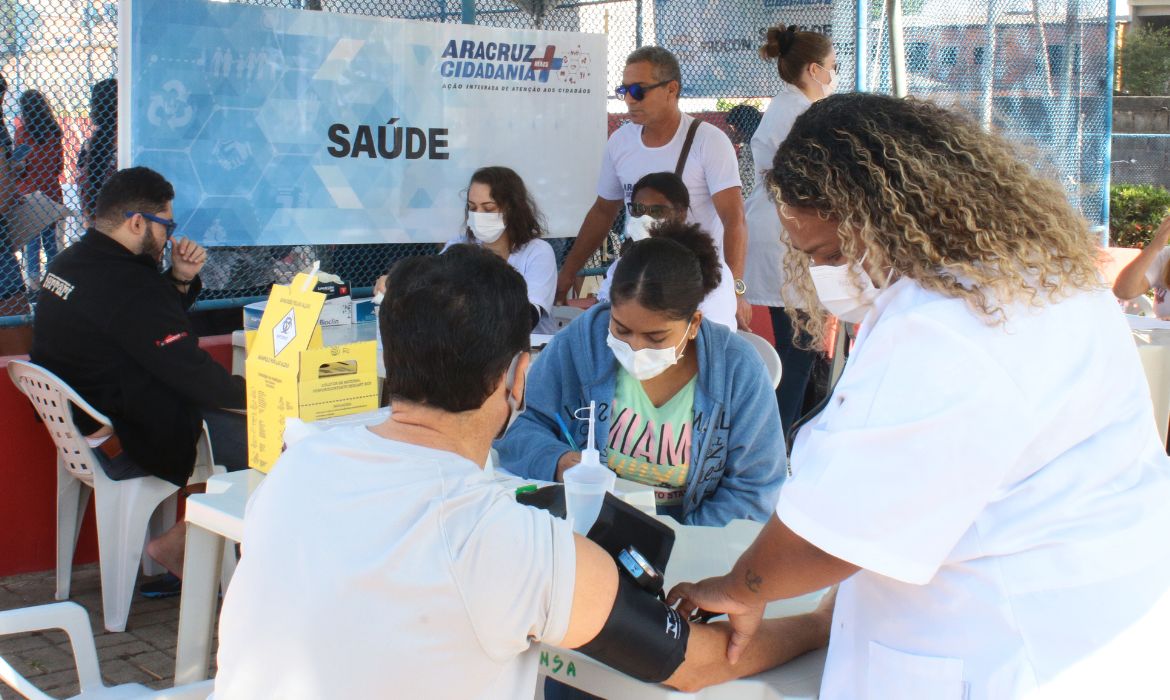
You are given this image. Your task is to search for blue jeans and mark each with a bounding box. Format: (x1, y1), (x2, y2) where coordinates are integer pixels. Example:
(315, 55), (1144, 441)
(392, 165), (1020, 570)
(769, 306), (820, 439)
(97, 408), (249, 481)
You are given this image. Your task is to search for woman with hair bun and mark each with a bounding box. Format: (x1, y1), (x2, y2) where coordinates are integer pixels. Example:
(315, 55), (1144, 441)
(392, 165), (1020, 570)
(498, 220), (785, 526)
(743, 25), (836, 436)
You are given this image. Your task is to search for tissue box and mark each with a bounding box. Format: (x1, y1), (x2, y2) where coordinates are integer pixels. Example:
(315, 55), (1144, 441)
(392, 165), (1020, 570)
(244, 295), (373, 330)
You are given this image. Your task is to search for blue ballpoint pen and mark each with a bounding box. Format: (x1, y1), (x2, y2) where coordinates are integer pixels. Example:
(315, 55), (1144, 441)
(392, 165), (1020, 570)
(553, 413), (581, 452)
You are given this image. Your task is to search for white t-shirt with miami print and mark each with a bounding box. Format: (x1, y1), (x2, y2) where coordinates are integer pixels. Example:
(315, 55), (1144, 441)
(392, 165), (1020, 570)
(606, 368), (695, 508)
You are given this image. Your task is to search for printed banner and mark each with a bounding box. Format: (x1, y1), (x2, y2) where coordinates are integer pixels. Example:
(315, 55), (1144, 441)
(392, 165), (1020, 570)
(653, 0), (838, 98)
(121, 0), (607, 246)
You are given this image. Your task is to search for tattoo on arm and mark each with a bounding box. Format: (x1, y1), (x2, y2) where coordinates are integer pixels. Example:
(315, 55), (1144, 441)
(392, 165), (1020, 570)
(745, 568), (763, 594)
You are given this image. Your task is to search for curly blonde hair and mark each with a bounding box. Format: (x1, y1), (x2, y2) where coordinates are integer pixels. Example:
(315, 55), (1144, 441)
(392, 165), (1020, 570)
(768, 93), (1102, 346)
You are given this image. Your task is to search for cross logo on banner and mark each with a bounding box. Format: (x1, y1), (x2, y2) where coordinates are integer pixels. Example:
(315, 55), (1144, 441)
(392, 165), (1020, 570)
(530, 46), (563, 83)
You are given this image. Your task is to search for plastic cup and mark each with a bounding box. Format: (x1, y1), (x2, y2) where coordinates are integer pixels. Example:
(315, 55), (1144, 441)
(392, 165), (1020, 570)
(563, 464), (614, 535)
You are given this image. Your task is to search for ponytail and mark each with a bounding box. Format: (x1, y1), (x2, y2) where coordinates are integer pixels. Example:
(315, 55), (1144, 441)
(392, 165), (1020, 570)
(760, 25), (833, 86)
(610, 222), (722, 320)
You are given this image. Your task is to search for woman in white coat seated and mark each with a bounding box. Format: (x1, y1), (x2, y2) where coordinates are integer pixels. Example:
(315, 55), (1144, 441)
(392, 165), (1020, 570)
(376, 165), (558, 333)
(668, 92), (1170, 699)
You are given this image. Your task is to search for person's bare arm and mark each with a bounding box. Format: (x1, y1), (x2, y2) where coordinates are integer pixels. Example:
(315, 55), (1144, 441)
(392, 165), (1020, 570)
(668, 515), (857, 664)
(663, 587), (835, 692)
(1115, 214), (1170, 300)
(711, 186), (751, 328)
(558, 534), (620, 648)
(556, 197), (623, 302)
(555, 451), (582, 481)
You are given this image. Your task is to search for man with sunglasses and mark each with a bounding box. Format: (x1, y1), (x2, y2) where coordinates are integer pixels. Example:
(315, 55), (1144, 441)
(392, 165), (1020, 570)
(32, 166), (246, 594)
(556, 46), (751, 331)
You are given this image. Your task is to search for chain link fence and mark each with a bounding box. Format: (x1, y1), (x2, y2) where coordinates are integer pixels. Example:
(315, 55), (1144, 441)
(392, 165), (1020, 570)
(1113, 133), (1170, 191)
(0, 0), (1112, 324)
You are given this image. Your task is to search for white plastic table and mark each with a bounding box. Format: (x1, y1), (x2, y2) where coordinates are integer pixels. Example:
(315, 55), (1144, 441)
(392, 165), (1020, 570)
(173, 468), (260, 685)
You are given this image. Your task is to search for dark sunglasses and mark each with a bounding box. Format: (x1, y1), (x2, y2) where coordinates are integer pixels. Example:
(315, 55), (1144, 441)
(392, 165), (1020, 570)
(614, 80), (669, 101)
(627, 202), (676, 219)
(125, 211), (178, 240)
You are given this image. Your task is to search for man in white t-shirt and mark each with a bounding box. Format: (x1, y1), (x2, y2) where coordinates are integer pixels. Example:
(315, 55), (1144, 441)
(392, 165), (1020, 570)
(556, 46), (752, 329)
(213, 246), (831, 699)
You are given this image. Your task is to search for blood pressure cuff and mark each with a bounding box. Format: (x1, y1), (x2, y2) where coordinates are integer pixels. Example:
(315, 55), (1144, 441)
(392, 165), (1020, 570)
(575, 573), (690, 683)
(517, 485), (675, 574)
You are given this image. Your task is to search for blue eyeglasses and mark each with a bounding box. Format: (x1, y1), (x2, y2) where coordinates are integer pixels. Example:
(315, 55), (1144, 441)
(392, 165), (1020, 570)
(615, 80), (670, 101)
(125, 211), (177, 240)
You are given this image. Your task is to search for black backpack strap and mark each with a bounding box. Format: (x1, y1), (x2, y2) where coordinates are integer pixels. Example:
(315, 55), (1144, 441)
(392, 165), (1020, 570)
(674, 118), (702, 177)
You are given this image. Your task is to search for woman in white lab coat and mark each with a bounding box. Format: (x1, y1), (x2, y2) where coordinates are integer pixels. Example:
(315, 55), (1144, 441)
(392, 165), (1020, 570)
(669, 93), (1170, 699)
(743, 25), (837, 436)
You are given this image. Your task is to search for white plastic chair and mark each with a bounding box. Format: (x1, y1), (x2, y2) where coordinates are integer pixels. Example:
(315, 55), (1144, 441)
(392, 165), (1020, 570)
(7, 360), (228, 633)
(551, 305), (585, 330)
(0, 601), (213, 699)
(737, 331), (783, 390)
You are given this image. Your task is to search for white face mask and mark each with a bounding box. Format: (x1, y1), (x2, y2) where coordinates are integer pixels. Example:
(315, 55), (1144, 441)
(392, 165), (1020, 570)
(469, 211), (506, 244)
(809, 262), (879, 323)
(625, 214), (656, 242)
(812, 63), (838, 98)
(496, 352), (527, 440)
(606, 321), (693, 381)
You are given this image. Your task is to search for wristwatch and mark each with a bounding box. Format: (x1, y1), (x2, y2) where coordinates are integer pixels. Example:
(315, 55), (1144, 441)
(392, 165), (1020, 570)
(734, 278), (747, 296)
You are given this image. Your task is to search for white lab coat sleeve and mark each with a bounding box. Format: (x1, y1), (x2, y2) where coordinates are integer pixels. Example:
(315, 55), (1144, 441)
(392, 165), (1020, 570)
(776, 313), (1032, 585)
(519, 240), (557, 316)
(750, 96), (801, 181)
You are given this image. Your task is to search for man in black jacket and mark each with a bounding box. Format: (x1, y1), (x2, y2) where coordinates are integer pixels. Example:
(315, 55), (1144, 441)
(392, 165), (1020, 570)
(32, 166), (246, 592)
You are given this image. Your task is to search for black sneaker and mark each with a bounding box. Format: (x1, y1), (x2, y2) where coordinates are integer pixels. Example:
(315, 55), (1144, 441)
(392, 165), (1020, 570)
(139, 573), (182, 598)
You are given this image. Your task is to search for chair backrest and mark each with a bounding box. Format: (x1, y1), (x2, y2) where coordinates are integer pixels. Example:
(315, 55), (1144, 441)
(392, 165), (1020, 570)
(737, 330), (783, 390)
(0, 602), (105, 699)
(551, 305), (585, 330)
(7, 360), (112, 480)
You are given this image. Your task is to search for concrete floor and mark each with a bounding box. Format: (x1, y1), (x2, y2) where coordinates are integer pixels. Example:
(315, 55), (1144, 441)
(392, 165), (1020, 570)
(0, 564), (213, 699)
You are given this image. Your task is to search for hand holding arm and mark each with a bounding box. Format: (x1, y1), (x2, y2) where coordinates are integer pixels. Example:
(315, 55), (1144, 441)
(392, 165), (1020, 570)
(667, 514), (857, 663)
(662, 591), (834, 692)
(1115, 213), (1170, 300)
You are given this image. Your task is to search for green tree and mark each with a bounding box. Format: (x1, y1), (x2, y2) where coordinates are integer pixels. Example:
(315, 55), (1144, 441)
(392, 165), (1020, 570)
(1120, 26), (1170, 96)
(1110, 184), (1170, 247)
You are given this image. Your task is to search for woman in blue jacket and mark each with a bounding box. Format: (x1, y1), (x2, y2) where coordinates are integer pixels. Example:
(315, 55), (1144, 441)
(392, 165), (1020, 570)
(497, 221), (785, 525)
